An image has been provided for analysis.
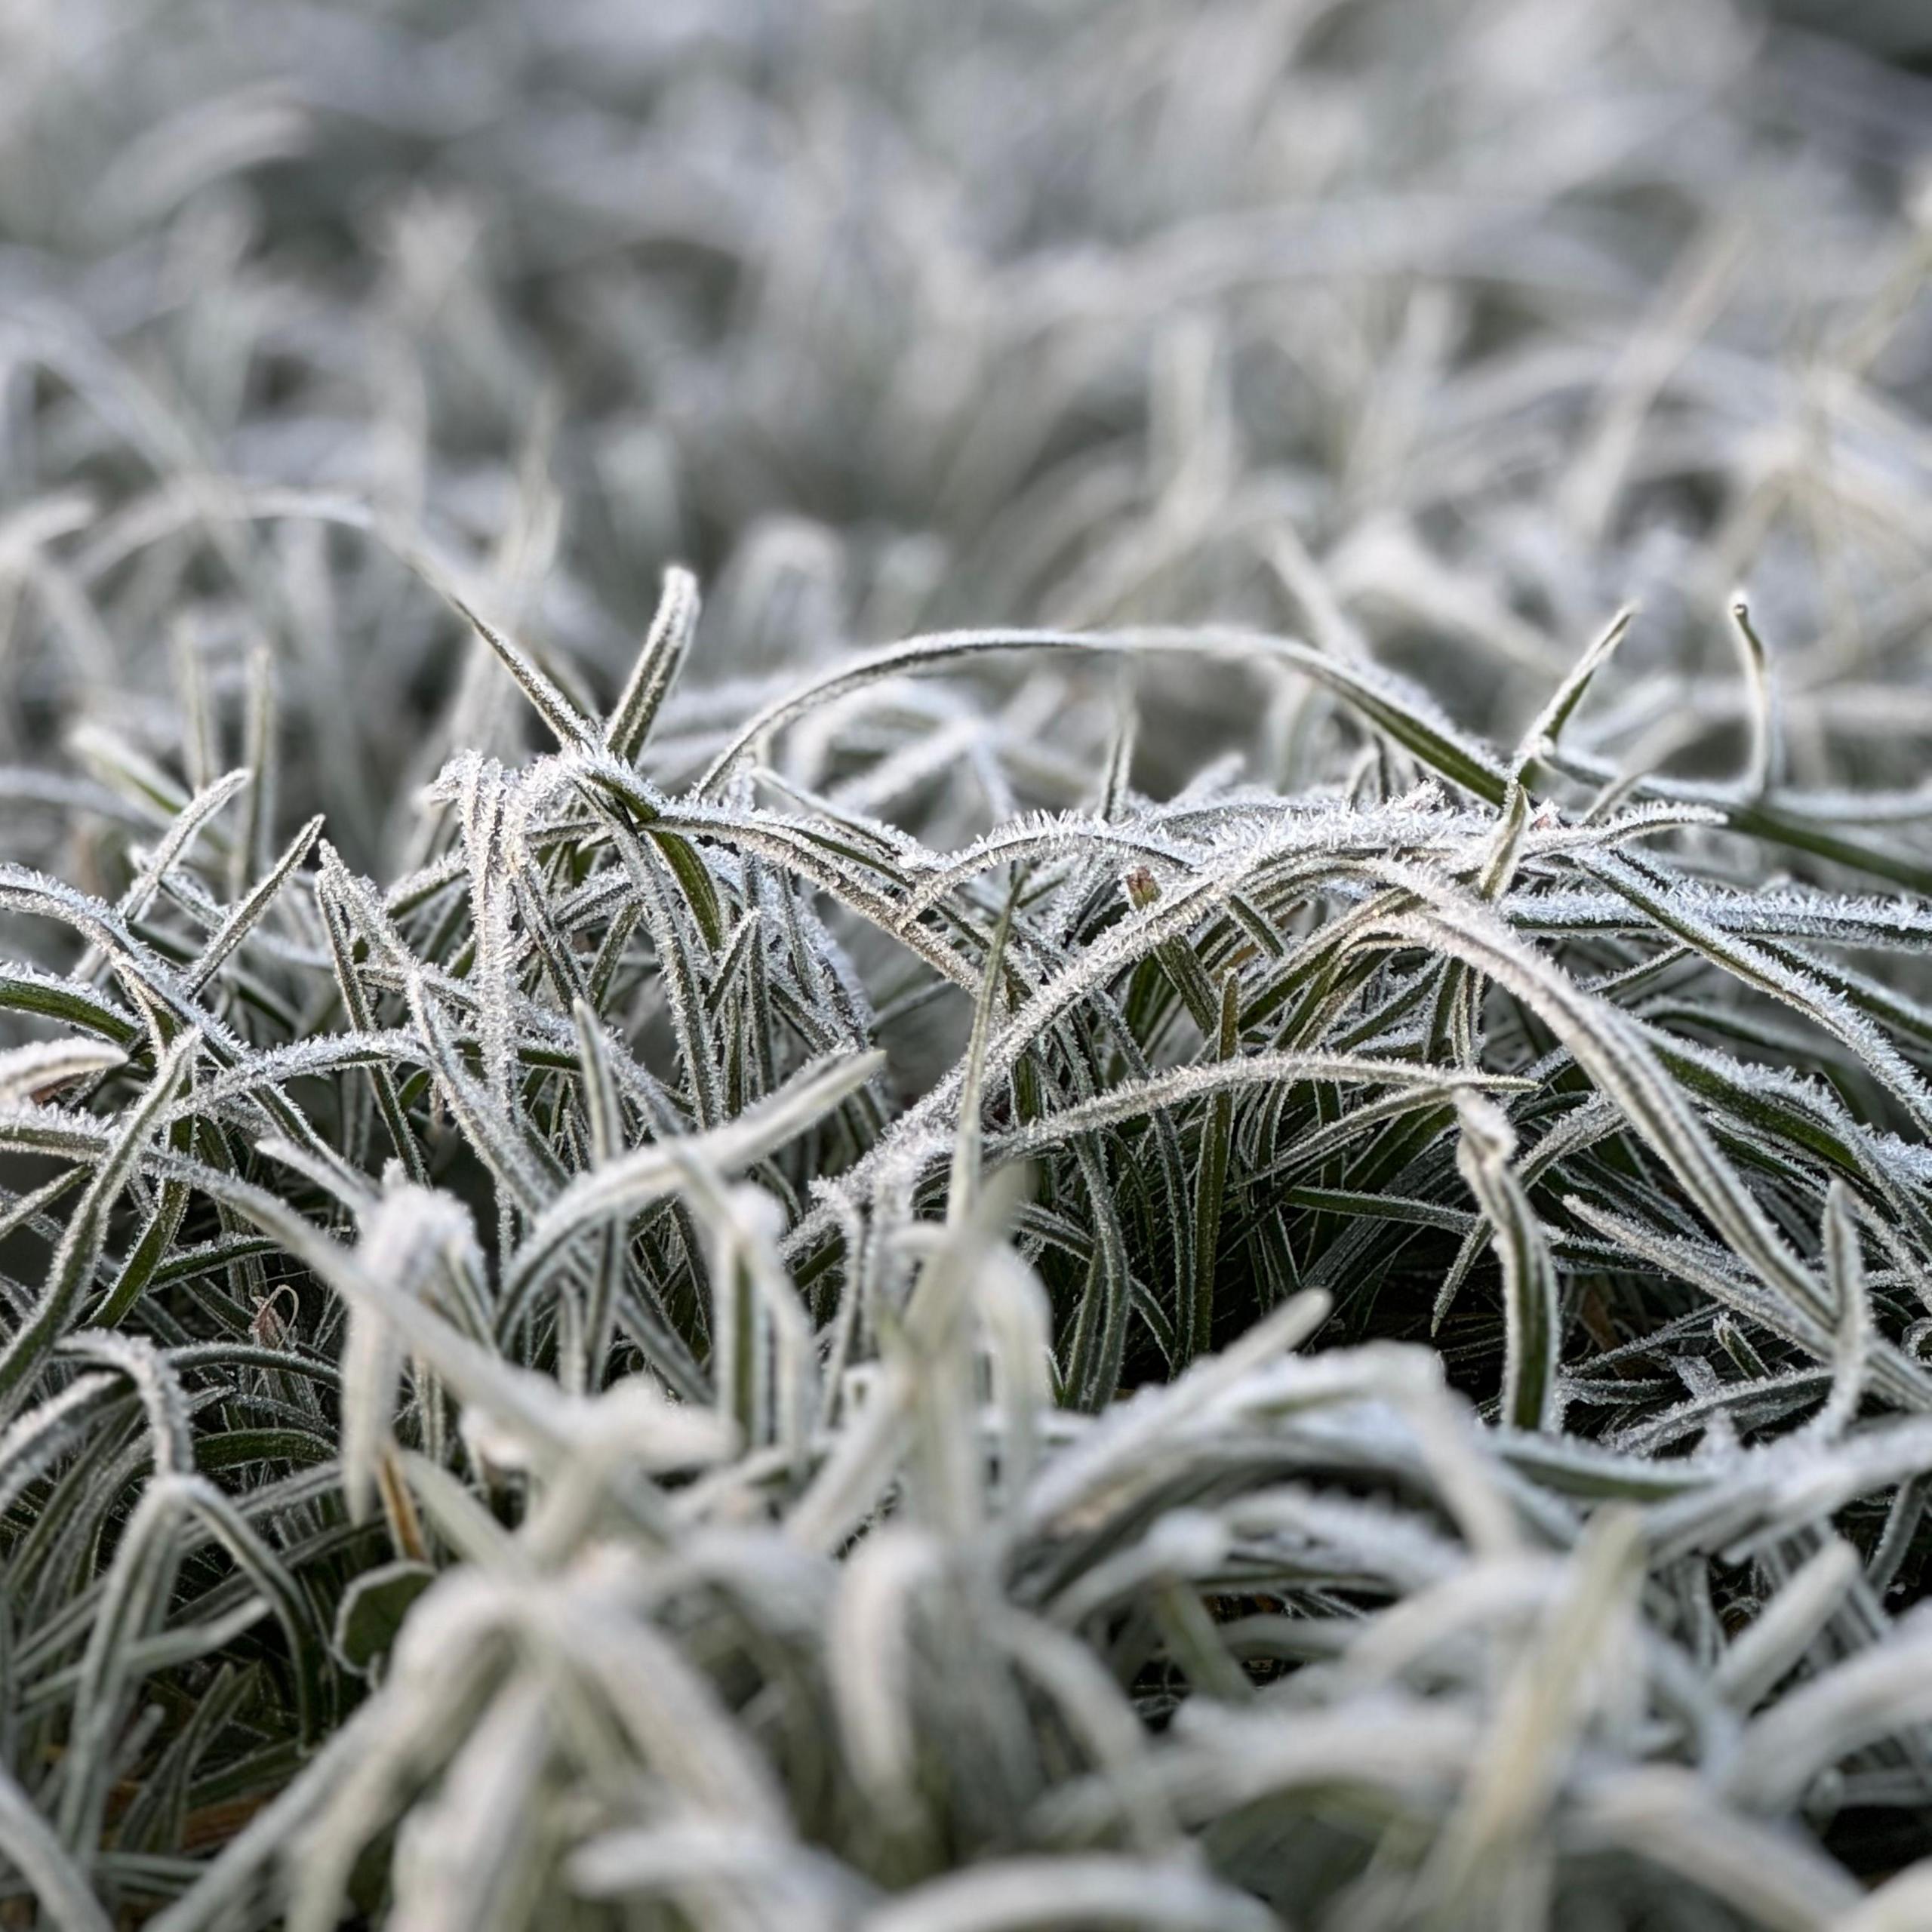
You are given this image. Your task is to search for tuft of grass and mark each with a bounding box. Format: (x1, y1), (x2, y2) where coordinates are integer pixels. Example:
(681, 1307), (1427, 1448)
(4, 2), (1932, 1929)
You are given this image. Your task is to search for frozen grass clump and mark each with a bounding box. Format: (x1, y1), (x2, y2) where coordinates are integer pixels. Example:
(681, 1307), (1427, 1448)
(5, 1), (1932, 1928)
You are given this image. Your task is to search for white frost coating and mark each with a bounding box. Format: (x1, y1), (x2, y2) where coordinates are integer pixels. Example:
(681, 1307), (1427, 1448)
(2, 2), (1932, 1925)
